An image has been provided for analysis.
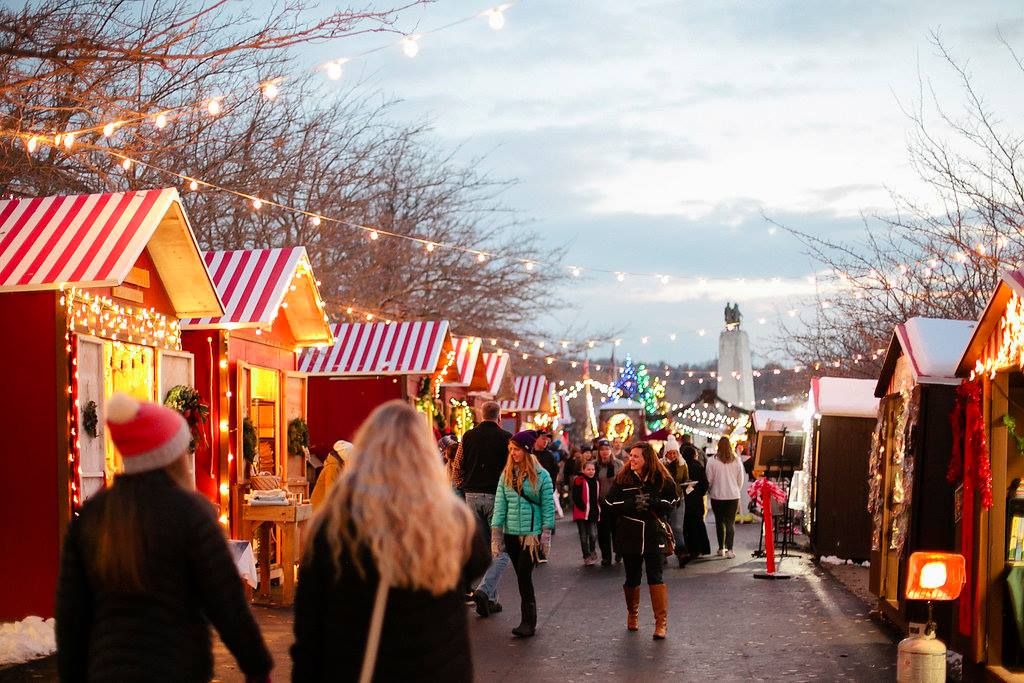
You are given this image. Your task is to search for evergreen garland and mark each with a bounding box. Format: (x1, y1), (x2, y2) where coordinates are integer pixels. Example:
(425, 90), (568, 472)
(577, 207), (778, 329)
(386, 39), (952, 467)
(287, 417), (310, 456)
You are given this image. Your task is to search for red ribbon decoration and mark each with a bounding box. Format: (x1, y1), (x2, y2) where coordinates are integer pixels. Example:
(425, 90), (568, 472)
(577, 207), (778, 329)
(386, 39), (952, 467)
(749, 478), (787, 574)
(948, 379), (994, 636)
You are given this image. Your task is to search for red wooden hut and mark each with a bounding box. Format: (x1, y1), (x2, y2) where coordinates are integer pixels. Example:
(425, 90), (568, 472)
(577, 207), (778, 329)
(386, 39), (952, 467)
(179, 247), (333, 532)
(441, 336), (491, 437)
(0, 188), (222, 620)
(300, 321), (458, 445)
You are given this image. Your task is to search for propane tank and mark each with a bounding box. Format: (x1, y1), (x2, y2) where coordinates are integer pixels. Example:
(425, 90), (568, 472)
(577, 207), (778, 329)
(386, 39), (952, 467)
(896, 625), (946, 683)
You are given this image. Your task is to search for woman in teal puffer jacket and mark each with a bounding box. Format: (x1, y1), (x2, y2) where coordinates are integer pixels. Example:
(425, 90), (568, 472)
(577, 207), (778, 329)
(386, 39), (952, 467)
(491, 430), (555, 638)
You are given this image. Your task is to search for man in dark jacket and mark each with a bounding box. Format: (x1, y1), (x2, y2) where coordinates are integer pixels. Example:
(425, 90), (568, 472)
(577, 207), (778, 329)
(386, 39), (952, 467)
(457, 400), (512, 617)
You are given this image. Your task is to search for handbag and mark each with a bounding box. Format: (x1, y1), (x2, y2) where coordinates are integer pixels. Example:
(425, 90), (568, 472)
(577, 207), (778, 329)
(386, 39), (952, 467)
(359, 577), (390, 683)
(657, 516), (676, 557)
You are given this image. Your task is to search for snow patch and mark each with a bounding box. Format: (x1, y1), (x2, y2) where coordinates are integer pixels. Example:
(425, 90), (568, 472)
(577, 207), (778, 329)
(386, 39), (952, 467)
(819, 555), (871, 567)
(0, 616), (56, 666)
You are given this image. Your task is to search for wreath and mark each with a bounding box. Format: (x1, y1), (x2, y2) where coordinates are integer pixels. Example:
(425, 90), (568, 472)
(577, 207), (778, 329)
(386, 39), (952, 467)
(287, 417), (310, 457)
(82, 400), (99, 439)
(163, 385), (210, 454)
(242, 417), (258, 463)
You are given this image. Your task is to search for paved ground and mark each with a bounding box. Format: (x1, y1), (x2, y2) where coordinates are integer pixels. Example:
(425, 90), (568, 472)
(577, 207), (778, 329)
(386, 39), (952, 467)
(2, 515), (897, 682)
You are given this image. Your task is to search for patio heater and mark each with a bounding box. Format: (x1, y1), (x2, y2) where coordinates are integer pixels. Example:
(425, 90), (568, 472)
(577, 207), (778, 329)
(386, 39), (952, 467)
(896, 551), (966, 683)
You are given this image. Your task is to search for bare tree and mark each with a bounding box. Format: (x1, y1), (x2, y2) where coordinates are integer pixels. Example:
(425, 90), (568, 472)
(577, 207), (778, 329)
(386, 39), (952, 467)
(773, 32), (1024, 376)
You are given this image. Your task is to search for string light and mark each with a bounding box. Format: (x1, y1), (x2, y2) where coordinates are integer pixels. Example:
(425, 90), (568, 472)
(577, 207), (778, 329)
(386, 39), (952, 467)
(102, 123), (115, 137)
(154, 113), (168, 129)
(370, 230), (379, 240)
(207, 98), (222, 116)
(311, 216), (322, 226)
(251, 198), (263, 210)
(63, 132), (74, 149)
(325, 59), (348, 80)
(121, 158), (132, 170)
(485, 5), (508, 30)
(402, 35), (421, 58)
(188, 179), (199, 191)
(26, 136), (37, 153)
(261, 80), (280, 99)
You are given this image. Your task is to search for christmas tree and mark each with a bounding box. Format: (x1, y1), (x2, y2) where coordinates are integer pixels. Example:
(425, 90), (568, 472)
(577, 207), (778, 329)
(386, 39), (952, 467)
(613, 356), (666, 430)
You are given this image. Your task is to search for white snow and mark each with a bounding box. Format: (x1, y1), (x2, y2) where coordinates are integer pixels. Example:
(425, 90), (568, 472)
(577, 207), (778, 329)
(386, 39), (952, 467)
(752, 409), (803, 432)
(811, 377), (878, 418)
(0, 616), (55, 665)
(899, 317), (976, 384)
(819, 555), (871, 567)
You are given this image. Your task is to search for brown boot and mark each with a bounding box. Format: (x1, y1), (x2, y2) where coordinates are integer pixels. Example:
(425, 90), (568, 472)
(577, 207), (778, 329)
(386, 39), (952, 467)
(650, 584), (668, 640)
(623, 586), (640, 632)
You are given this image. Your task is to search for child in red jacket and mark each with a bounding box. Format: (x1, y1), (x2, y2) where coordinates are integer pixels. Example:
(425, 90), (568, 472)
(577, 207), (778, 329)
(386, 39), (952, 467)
(572, 461), (601, 565)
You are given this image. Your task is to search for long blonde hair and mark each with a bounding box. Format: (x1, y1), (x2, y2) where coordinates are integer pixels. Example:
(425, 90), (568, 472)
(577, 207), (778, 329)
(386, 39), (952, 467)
(501, 441), (539, 493)
(716, 436), (736, 464)
(311, 400), (476, 595)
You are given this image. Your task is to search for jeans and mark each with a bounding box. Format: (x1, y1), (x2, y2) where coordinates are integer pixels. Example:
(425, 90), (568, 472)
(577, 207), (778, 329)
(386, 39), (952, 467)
(623, 551), (664, 586)
(668, 502), (685, 555)
(597, 510), (614, 562)
(465, 492), (511, 600)
(576, 520), (598, 558)
(504, 535), (536, 604)
(711, 498), (739, 551)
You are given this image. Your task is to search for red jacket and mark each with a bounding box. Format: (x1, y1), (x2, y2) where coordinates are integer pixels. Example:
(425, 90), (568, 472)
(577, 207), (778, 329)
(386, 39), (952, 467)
(572, 474), (600, 522)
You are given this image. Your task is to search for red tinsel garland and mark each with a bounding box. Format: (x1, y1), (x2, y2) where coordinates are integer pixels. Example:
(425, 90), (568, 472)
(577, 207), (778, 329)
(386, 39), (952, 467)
(748, 477), (787, 505)
(948, 379), (993, 509)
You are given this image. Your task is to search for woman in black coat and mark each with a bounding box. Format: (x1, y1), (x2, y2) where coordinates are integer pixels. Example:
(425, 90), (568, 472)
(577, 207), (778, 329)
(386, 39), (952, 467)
(604, 441), (679, 640)
(55, 394), (272, 683)
(681, 444), (712, 560)
(291, 401), (489, 682)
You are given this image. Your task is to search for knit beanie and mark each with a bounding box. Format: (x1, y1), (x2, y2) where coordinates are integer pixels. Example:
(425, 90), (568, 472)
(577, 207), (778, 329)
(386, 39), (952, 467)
(511, 430), (538, 453)
(664, 435), (681, 454)
(333, 440), (354, 463)
(106, 393), (190, 474)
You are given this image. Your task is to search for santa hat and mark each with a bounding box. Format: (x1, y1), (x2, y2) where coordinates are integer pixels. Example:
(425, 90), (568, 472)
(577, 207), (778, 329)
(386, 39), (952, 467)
(106, 393), (190, 474)
(664, 435), (681, 454)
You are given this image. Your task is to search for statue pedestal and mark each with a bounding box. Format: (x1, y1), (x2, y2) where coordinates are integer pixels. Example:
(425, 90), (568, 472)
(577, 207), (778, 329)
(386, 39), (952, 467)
(718, 328), (756, 410)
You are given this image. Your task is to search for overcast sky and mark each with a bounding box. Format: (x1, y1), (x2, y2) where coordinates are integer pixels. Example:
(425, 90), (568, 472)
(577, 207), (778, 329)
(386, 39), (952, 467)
(307, 0), (1024, 365)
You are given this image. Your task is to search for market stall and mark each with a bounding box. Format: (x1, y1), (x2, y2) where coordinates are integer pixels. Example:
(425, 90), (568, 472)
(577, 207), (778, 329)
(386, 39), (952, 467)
(441, 336), (490, 438)
(0, 188), (223, 621)
(301, 320), (458, 443)
(794, 377), (878, 562)
(749, 409), (805, 476)
(179, 247), (333, 535)
(868, 317), (976, 637)
(500, 375), (554, 433)
(954, 269), (1024, 676)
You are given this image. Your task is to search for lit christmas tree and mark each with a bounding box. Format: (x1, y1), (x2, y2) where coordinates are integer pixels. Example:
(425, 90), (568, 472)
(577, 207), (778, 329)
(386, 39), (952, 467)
(613, 355), (641, 399)
(613, 356), (666, 430)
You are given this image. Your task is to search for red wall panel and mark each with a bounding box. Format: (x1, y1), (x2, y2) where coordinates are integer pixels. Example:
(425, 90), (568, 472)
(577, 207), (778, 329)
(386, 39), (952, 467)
(180, 331), (221, 502)
(307, 376), (403, 445)
(0, 292), (61, 620)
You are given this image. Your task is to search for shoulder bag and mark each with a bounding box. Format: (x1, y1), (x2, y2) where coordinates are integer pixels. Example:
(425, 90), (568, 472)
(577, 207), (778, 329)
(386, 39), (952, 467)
(359, 578), (390, 683)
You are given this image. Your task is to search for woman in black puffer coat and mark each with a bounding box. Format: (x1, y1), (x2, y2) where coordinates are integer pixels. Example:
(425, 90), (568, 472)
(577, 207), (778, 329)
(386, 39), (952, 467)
(604, 441), (679, 641)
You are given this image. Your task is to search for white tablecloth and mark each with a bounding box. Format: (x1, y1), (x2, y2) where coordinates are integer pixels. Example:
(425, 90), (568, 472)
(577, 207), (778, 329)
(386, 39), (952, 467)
(228, 540), (258, 588)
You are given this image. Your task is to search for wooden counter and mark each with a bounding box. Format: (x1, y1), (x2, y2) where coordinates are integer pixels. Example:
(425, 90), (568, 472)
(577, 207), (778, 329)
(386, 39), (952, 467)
(240, 502), (312, 606)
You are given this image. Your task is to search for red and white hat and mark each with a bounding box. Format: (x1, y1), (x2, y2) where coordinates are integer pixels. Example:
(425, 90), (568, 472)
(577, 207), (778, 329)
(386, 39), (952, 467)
(106, 393), (190, 474)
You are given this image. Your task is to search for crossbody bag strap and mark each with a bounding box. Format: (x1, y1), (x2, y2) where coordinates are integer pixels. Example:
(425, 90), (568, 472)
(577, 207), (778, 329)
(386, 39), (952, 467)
(359, 578), (390, 683)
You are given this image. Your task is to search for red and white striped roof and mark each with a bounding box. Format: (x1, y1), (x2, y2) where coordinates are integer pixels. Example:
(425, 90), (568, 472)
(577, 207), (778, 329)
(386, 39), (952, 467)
(0, 187), (221, 316)
(483, 351), (511, 397)
(181, 248), (332, 345)
(500, 375), (551, 413)
(299, 321), (455, 377)
(556, 394), (574, 424)
(442, 336), (489, 391)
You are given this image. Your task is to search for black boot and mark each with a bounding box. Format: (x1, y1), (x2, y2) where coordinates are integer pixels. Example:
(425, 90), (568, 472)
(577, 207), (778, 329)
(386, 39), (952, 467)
(512, 600), (537, 638)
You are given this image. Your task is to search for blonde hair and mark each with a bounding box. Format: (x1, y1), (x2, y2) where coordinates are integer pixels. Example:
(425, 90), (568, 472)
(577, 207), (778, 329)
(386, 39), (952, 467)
(717, 436), (736, 464)
(311, 400), (476, 595)
(501, 441), (539, 493)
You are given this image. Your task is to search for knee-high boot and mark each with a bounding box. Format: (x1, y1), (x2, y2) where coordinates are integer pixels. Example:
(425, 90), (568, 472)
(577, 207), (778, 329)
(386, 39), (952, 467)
(649, 584), (668, 640)
(512, 599), (537, 638)
(623, 586), (640, 632)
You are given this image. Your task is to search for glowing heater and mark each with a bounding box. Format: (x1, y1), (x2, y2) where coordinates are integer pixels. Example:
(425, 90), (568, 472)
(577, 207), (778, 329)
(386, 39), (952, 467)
(896, 552), (966, 683)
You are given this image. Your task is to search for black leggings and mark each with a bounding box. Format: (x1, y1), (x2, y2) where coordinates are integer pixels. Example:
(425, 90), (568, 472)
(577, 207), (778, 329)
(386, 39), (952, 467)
(504, 535), (536, 603)
(710, 498), (739, 551)
(597, 514), (614, 561)
(623, 551), (664, 587)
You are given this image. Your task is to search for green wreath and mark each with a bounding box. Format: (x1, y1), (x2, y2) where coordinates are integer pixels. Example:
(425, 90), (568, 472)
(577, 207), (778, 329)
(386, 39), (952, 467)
(242, 417), (258, 463)
(82, 400), (99, 439)
(163, 385), (210, 454)
(287, 417), (309, 457)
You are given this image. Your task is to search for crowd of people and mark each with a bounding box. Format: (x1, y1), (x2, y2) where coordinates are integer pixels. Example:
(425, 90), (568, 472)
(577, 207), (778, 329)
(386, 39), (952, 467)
(53, 395), (754, 681)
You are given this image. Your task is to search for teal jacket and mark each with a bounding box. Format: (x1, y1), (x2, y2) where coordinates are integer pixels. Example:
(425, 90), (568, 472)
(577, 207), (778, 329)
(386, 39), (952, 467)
(491, 466), (555, 536)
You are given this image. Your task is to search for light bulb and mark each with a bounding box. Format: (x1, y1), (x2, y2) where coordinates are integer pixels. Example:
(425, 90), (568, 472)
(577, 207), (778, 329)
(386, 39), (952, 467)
(121, 158), (132, 170)
(189, 179), (198, 191)
(425, 242), (435, 252)
(155, 113), (167, 129)
(570, 266), (581, 277)
(616, 272), (625, 282)
(311, 216), (321, 226)
(102, 123), (115, 137)
(63, 132), (74, 149)
(262, 82), (279, 99)
(402, 36), (420, 58)
(326, 60), (347, 80)
(477, 253), (487, 263)
(26, 136), (37, 153)
(525, 261), (534, 271)
(252, 198), (263, 210)
(487, 9), (506, 30)
(208, 98), (222, 116)
(370, 230), (379, 240)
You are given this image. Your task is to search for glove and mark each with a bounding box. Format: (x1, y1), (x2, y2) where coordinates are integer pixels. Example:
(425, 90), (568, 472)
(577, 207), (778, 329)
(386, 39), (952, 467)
(541, 528), (552, 557)
(490, 527), (504, 558)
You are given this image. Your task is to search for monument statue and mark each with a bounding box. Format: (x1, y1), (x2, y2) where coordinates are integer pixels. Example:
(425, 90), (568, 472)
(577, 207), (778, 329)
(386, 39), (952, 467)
(724, 302), (742, 327)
